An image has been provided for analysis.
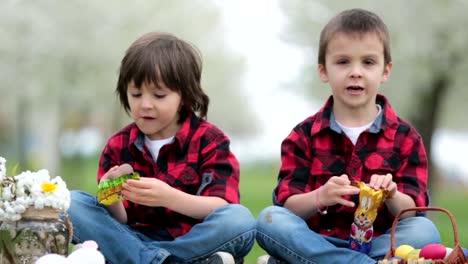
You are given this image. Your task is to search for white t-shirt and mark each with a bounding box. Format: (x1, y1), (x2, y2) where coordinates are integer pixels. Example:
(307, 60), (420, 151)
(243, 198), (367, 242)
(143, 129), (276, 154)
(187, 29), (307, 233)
(336, 105), (382, 145)
(144, 136), (175, 161)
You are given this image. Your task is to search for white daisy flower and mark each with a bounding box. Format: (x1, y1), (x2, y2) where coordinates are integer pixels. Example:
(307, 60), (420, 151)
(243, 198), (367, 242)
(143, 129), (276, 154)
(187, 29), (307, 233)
(0, 156), (71, 221)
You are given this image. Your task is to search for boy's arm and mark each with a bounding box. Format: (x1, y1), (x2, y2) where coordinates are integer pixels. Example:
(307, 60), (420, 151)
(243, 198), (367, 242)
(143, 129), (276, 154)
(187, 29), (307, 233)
(149, 183), (228, 220)
(277, 127), (360, 219)
(384, 191), (416, 218)
(104, 202), (127, 223)
(97, 144), (129, 223)
(275, 129), (318, 218)
(98, 164), (133, 223)
(123, 177), (228, 220)
(123, 133), (238, 220)
(385, 130), (428, 217)
(178, 133), (239, 219)
(196, 134), (240, 204)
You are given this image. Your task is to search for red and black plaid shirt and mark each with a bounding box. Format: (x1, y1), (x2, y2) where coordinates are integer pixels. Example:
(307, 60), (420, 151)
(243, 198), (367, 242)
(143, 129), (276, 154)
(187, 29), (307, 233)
(274, 94), (428, 240)
(97, 113), (240, 239)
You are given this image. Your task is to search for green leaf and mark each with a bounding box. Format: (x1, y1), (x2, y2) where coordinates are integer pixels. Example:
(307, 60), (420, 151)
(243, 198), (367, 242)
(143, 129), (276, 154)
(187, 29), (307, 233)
(0, 230), (16, 263)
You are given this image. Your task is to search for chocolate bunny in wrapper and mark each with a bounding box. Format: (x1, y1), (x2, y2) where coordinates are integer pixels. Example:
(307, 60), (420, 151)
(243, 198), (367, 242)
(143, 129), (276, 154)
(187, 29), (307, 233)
(97, 164), (140, 205)
(349, 181), (389, 254)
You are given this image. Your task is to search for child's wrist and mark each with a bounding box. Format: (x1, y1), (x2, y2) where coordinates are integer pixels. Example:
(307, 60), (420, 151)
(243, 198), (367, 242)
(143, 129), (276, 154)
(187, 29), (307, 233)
(316, 187), (328, 215)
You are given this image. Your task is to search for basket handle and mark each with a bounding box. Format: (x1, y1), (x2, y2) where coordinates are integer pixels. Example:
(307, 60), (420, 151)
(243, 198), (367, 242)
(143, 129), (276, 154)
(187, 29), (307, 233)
(385, 206), (460, 259)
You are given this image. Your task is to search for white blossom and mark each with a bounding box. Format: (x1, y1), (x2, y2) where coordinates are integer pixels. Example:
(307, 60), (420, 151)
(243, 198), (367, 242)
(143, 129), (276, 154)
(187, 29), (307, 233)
(0, 156), (6, 179)
(0, 156), (71, 221)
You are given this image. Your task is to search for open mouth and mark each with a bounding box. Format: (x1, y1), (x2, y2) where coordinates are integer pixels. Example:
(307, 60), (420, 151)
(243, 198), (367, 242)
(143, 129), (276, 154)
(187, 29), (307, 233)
(347, 85), (364, 91)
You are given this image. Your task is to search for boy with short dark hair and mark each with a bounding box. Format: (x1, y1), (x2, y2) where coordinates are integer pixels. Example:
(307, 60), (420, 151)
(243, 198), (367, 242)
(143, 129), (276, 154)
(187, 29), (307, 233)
(256, 8), (440, 263)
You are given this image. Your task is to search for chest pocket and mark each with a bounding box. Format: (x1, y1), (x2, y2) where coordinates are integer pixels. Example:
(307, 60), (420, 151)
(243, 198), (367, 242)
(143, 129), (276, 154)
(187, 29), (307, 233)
(166, 165), (200, 194)
(310, 154), (346, 185)
(311, 154), (346, 175)
(363, 152), (401, 175)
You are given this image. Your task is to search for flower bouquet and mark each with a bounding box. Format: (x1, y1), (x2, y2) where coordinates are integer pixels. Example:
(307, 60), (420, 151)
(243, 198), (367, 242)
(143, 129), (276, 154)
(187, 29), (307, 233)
(0, 156), (72, 264)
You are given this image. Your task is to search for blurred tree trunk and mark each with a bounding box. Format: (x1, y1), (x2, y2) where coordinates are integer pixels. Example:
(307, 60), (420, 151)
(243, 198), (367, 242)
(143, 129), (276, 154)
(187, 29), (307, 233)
(410, 74), (450, 192)
(410, 49), (461, 192)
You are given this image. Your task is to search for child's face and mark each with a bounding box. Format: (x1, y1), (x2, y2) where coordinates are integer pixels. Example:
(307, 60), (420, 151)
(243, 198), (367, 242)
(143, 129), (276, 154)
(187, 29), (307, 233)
(318, 32), (392, 112)
(127, 81), (182, 140)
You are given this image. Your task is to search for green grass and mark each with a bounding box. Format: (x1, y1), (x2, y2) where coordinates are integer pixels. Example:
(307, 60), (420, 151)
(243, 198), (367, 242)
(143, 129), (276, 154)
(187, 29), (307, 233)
(430, 188), (468, 248)
(59, 157), (468, 263)
(240, 162), (280, 263)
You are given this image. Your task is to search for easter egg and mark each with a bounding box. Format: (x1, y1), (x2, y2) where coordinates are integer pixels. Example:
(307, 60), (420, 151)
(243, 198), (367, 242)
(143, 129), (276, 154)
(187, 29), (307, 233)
(406, 249), (421, 260)
(395, 244), (415, 259)
(82, 240), (99, 250)
(463, 247), (468, 258)
(444, 247), (453, 259)
(420, 243), (446, 259)
(387, 256), (403, 263)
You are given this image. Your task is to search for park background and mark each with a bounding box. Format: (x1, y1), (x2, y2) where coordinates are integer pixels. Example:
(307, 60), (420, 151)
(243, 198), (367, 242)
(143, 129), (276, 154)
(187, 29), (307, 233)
(1, 0), (467, 262)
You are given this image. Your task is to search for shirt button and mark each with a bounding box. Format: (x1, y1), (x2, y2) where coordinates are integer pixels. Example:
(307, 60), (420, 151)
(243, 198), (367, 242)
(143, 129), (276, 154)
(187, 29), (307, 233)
(351, 170), (356, 176)
(327, 229), (332, 232)
(184, 174), (192, 180)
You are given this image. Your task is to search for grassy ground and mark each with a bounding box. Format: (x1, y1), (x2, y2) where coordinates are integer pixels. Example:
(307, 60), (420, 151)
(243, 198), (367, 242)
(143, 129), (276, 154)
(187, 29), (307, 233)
(60, 157), (468, 263)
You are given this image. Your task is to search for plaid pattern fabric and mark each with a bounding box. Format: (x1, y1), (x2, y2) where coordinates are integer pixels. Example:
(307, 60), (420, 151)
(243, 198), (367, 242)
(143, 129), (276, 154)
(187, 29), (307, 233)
(97, 113), (240, 239)
(274, 94), (428, 239)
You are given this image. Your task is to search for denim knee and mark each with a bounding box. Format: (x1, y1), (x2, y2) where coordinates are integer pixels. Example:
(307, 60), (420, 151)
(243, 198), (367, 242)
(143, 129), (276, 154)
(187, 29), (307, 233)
(256, 206), (293, 236)
(70, 190), (95, 204)
(396, 216), (441, 247)
(216, 204), (256, 232)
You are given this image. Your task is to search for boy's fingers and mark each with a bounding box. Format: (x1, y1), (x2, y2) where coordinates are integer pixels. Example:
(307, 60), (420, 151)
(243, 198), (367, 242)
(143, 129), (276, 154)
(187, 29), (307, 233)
(338, 198), (355, 208)
(118, 164), (134, 175)
(332, 174), (350, 185)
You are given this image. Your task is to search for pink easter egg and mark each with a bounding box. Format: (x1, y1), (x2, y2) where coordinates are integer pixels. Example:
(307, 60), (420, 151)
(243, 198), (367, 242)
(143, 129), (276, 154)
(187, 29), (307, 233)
(420, 243), (446, 260)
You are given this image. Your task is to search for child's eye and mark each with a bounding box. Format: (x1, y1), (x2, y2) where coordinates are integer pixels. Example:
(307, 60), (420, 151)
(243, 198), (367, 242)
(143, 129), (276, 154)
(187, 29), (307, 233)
(336, 60), (348, 65)
(154, 94), (166, 99)
(363, 59), (376, 65)
(130, 93), (141, 98)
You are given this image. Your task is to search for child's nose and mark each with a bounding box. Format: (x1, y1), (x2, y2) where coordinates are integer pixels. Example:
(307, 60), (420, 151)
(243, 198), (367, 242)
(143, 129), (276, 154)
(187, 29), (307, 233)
(141, 95), (154, 109)
(349, 65), (363, 79)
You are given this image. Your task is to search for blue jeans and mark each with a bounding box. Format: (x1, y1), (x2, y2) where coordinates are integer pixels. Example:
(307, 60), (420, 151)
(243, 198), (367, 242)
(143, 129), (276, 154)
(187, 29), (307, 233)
(68, 191), (256, 264)
(256, 206), (440, 264)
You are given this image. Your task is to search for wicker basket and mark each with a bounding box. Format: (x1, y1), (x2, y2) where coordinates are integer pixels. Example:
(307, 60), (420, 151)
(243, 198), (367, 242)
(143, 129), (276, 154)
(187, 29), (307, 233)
(383, 207), (467, 264)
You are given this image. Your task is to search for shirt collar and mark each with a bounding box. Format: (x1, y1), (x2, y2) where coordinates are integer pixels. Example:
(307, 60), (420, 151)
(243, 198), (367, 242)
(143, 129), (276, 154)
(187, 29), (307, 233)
(312, 94), (398, 140)
(130, 112), (201, 152)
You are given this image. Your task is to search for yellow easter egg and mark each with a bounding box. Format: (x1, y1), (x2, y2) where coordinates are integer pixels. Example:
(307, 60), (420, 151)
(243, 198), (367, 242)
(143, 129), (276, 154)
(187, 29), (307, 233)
(395, 244), (415, 259)
(406, 249), (421, 260)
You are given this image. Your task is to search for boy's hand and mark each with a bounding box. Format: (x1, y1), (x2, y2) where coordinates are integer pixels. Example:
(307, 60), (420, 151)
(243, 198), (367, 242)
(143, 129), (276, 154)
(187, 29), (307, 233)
(122, 177), (172, 207)
(368, 173), (397, 198)
(321, 174), (360, 208)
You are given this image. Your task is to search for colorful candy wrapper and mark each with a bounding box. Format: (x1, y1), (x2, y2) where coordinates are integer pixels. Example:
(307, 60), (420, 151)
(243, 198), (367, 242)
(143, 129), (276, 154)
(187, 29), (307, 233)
(349, 181), (389, 254)
(97, 172), (140, 205)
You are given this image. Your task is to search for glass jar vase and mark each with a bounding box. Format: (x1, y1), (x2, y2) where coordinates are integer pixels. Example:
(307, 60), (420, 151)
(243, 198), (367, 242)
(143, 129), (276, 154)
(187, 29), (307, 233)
(0, 207), (71, 264)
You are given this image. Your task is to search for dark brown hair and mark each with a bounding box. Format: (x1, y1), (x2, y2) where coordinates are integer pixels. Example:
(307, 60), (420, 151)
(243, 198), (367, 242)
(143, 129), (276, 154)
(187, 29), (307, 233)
(318, 8), (391, 66)
(116, 32), (209, 120)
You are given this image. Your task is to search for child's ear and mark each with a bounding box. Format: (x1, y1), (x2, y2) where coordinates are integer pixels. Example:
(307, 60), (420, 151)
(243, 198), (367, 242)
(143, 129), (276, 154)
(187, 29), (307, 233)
(381, 62), (392, 83)
(318, 64), (329, 83)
